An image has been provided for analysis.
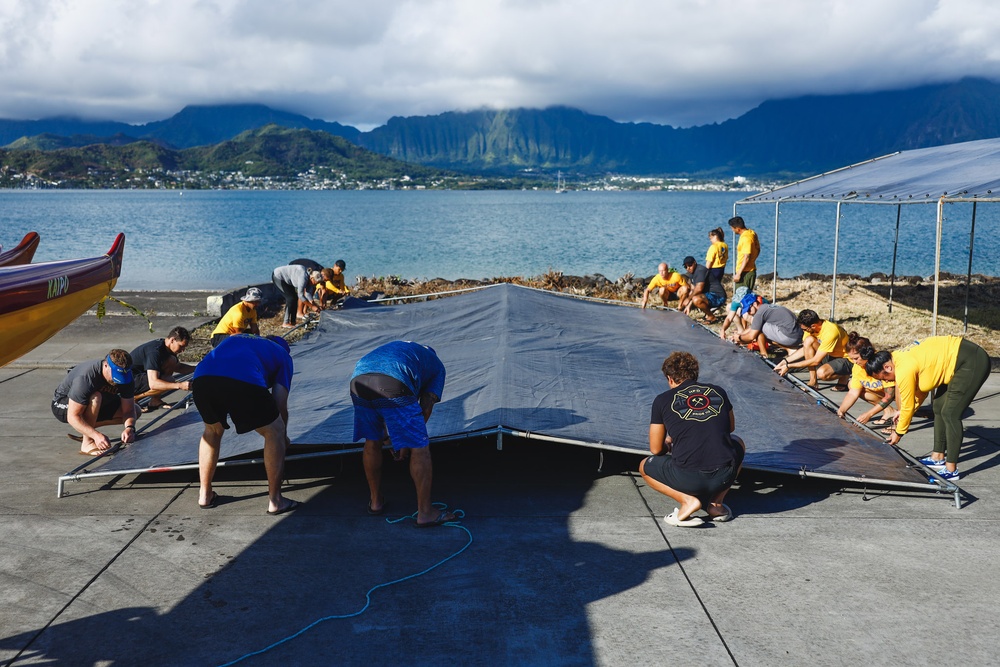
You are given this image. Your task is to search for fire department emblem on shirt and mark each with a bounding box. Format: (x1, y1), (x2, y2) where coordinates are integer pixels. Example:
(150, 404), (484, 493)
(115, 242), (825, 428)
(671, 383), (724, 422)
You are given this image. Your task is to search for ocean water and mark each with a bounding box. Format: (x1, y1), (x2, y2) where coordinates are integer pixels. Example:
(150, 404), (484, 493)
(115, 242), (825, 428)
(1, 189), (998, 290)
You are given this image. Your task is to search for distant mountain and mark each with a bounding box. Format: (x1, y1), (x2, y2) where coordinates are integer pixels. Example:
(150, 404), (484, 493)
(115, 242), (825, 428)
(0, 104), (361, 149)
(0, 125), (447, 185)
(140, 104), (361, 148)
(183, 124), (436, 177)
(356, 78), (1000, 177)
(4, 78), (1000, 177)
(7, 132), (145, 151)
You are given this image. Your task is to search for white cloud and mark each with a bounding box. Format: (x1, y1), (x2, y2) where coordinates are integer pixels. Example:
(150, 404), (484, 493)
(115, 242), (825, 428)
(0, 0), (998, 127)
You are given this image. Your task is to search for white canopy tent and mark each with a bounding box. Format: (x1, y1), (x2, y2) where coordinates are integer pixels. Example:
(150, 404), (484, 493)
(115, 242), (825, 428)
(735, 137), (1000, 329)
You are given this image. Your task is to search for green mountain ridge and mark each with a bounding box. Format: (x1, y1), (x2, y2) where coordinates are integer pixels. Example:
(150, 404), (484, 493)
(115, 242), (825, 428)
(4, 77), (1000, 180)
(0, 125), (452, 187)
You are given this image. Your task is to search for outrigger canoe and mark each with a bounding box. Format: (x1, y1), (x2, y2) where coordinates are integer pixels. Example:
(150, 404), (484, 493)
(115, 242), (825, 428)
(0, 232), (40, 267)
(0, 234), (125, 367)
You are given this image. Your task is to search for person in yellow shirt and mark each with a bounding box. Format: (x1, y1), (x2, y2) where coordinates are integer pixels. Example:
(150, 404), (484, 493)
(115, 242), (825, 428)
(774, 309), (851, 389)
(835, 332), (895, 426)
(211, 287), (262, 348)
(705, 227), (729, 284)
(867, 336), (990, 481)
(640, 263), (688, 309)
(315, 260), (350, 308)
(728, 216), (760, 291)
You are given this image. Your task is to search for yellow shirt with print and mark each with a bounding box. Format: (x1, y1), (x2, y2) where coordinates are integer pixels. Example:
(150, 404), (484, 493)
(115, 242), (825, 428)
(848, 362), (894, 393)
(893, 336), (962, 434)
(817, 320), (848, 358)
(705, 242), (729, 270)
(736, 228), (760, 272)
(211, 301), (258, 336)
(647, 272), (686, 294)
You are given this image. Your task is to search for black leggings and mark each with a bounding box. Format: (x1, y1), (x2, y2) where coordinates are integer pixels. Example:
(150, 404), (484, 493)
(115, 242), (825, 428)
(272, 274), (299, 325)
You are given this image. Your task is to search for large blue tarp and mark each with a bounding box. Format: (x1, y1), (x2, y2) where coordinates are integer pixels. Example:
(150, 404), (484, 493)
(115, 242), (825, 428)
(96, 283), (927, 485)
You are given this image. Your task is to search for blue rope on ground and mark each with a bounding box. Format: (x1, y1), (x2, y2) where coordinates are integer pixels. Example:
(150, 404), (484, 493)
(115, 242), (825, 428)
(217, 504), (470, 667)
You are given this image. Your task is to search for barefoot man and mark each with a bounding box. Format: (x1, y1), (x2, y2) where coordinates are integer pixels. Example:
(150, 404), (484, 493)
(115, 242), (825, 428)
(350, 341), (456, 527)
(51, 349), (139, 455)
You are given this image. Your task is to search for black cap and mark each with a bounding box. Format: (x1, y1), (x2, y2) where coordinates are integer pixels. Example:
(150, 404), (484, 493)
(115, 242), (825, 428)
(683, 256), (696, 267)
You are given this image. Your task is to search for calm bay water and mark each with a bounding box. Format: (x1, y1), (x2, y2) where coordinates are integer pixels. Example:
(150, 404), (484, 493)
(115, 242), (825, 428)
(1, 189), (998, 290)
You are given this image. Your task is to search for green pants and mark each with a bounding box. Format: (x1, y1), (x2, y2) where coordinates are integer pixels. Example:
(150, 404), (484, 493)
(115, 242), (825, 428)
(933, 339), (991, 464)
(735, 269), (757, 293)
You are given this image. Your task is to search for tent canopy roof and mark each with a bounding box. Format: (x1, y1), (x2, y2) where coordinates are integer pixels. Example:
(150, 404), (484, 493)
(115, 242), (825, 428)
(94, 284), (926, 487)
(739, 137), (1000, 204)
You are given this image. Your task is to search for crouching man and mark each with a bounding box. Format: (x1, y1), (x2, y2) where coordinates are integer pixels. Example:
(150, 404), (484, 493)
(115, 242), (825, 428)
(52, 349), (139, 456)
(639, 351), (745, 527)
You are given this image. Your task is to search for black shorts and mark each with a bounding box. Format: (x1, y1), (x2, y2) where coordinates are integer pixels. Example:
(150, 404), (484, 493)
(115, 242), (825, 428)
(133, 372), (151, 395)
(350, 373), (413, 400)
(192, 376), (279, 434)
(822, 356), (853, 377)
(643, 446), (744, 502)
(51, 394), (121, 423)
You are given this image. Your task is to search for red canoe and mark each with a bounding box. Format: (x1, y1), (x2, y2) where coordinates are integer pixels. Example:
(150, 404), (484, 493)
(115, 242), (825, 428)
(0, 232), (41, 267)
(0, 234), (125, 367)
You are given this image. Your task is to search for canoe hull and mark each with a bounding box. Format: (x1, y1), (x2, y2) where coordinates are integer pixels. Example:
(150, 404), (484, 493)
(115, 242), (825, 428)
(0, 232), (40, 267)
(0, 234), (125, 367)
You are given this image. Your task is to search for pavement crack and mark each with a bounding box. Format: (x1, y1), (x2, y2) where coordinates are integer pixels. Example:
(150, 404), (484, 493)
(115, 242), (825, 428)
(627, 471), (740, 667)
(7, 484), (190, 665)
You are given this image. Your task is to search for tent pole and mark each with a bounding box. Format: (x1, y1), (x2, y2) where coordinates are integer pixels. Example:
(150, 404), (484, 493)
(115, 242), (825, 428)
(831, 201), (842, 320)
(933, 198), (944, 336)
(888, 204), (901, 313)
(772, 201), (780, 302)
(964, 202), (977, 333)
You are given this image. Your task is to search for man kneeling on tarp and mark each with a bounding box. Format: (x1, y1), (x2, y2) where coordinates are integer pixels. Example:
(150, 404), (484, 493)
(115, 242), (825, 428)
(639, 351), (746, 527)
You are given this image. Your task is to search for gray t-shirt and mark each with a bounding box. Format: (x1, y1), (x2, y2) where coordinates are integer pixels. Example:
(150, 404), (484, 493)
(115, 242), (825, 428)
(53, 359), (135, 405)
(272, 264), (314, 302)
(750, 303), (802, 347)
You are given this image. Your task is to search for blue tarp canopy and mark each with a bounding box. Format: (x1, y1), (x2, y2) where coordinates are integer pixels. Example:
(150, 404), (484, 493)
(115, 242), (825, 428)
(89, 284), (928, 488)
(740, 137), (1000, 204)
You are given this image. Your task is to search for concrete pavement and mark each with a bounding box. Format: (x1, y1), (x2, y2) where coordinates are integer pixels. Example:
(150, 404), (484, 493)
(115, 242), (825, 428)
(2, 292), (999, 666)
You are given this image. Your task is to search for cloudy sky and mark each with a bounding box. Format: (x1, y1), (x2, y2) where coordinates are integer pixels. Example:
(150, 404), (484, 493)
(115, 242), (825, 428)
(2, 0), (1000, 129)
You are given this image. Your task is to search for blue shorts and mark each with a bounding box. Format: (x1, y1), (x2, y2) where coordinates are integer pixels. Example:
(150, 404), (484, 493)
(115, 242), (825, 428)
(351, 374), (430, 450)
(705, 292), (726, 309)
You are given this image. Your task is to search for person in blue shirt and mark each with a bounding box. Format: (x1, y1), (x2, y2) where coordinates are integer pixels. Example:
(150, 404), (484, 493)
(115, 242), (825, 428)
(192, 334), (299, 515)
(350, 340), (456, 527)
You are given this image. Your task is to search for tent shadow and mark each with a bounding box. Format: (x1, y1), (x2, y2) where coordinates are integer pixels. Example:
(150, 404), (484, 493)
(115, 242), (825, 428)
(7, 441), (688, 666)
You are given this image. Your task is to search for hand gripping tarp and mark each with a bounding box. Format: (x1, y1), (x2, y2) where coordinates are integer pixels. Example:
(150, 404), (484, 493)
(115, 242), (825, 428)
(87, 283), (927, 487)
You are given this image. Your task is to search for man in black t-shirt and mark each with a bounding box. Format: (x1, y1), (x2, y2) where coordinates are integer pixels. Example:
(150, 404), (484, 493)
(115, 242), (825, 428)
(639, 351), (745, 527)
(130, 326), (196, 411)
(680, 256), (727, 323)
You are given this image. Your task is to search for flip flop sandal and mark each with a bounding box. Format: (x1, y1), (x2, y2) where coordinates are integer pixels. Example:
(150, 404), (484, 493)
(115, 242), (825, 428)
(416, 510), (457, 528)
(199, 491), (220, 509)
(663, 508), (704, 527)
(267, 499), (301, 516)
(707, 504), (733, 522)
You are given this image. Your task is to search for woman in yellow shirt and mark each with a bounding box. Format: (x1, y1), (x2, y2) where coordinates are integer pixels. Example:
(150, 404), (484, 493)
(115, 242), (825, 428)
(867, 336), (990, 480)
(705, 227), (729, 284)
(835, 332), (895, 426)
